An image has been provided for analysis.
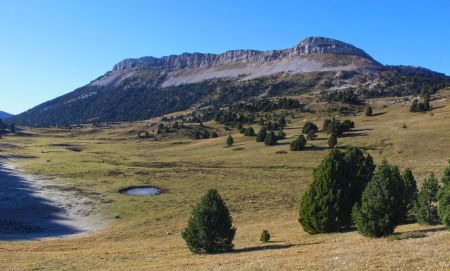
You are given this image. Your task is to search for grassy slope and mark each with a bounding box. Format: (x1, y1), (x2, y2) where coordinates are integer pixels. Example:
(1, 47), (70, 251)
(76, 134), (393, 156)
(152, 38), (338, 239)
(0, 98), (449, 270)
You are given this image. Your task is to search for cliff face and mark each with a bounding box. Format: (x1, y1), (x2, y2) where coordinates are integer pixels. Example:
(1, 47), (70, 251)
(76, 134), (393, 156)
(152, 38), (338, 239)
(111, 37), (378, 72)
(93, 37), (381, 88)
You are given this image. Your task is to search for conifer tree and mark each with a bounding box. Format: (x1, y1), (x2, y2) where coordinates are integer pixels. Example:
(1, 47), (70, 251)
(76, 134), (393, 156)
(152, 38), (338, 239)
(438, 162), (450, 229)
(299, 150), (351, 233)
(182, 189), (236, 254)
(306, 129), (316, 140)
(290, 135), (307, 151)
(226, 135), (234, 147)
(244, 127), (255, 136)
(416, 173), (441, 225)
(328, 133), (337, 148)
(264, 131), (277, 146)
(353, 160), (405, 237)
(256, 127), (267, 142)
(400, 168), (418, 221)
(365, 105), (373, 116)
(410, 99), (419, 112)
(343, 147), (375, 207)
(302, 122), (318, 134)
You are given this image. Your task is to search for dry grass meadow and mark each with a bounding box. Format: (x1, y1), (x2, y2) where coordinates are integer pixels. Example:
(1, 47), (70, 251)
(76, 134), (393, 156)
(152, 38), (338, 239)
(0, 96), (450, 270)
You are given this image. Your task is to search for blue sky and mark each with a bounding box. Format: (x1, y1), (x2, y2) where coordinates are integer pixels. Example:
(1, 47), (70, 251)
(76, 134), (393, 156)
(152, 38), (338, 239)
(1, 0), (449, 114)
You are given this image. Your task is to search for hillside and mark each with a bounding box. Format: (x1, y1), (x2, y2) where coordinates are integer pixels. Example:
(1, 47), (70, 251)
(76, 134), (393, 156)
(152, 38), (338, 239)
(1, 94), (449, 270)
(10, 37), (450, 127)
(0, 111), (13, 119)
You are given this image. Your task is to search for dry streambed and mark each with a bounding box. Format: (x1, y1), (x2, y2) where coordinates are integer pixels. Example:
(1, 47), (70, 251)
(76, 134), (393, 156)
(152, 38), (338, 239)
(0, 160), (108, 241)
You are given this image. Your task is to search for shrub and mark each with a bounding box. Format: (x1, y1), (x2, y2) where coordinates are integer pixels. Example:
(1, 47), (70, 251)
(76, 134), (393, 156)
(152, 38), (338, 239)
(299, 150), (351, 233)
(302, 122), (318, 134)
(365, 105), (373, 116)
(260, 230), (270, 242)
(416, 173), (441, 225)
(290, 135), (307, 151)
(226, 135), (234, 147)
(256, 127), (267, 142)
(182, 189), (236, 254)
(328, 133), (337, 148)
(264, 131), (277, 146)
(244, 127), (255, 136)
(353, 160), (405, 237)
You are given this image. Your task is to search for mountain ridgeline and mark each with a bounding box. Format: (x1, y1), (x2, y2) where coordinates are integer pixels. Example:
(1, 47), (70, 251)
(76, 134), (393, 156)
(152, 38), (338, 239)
(0, 111), (13, 119)
(11, 37), (450, 127)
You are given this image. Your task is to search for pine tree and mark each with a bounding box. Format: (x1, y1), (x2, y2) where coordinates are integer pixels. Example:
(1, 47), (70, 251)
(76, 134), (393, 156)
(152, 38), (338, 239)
(302, 122), (318, 134)
(260, 230), (270, 242)
(244, 127), (255, 136)
(365, 105), (373, 116)
(306, 129), (316, 140)
(353, 160), (405, 237)
(410, 99), (419, 112)
(226, 135), (234, 147)
(182, 189), (236, 254)
(438, 162), (450, 230)
(416, 173), (441, 225)
(328, 133), (337, 148)
(343, 147), (375, 207)
(400, 168), (418, 221)
(290, 135), (307, 151)
(256, 127), (267, 142)
(264, 131), (277, 146)
(299, 150), (351, 233)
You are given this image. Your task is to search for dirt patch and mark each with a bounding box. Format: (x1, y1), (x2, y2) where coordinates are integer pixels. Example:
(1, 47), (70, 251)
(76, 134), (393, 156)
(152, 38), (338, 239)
(0, 162), (109, 241)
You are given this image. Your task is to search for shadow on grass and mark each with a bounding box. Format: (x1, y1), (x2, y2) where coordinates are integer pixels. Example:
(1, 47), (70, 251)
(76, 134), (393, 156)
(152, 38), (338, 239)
(341, 132), (368, 138)
(403, 226), (447, 234)
(305, 145), (328, 151)
(233, 244), (294, 253)
(351, 128), (374, 132)
(371, 112), (387, 116)
(431, 105), (446, 110)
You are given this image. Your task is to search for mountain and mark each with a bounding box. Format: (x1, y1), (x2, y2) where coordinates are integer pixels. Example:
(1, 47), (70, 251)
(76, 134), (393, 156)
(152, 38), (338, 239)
(10, 37), (450, 127)
(0, 111), (13, 119)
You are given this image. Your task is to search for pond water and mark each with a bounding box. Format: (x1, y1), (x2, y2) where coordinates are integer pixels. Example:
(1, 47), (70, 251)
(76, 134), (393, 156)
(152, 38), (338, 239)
(120, 186), (160, 196)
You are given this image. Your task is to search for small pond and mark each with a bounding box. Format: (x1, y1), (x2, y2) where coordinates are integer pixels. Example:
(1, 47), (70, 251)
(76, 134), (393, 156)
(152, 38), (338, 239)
(119, 186), (161, 196)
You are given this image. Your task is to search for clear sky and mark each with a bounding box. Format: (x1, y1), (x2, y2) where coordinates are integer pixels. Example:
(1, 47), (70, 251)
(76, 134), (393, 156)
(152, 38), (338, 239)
(1, 0), (449, 114)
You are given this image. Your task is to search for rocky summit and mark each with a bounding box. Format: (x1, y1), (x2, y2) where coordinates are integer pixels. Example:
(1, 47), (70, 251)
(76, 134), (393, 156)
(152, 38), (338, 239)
(9, 37), (450, 127)
(94, 37), (380, 88)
